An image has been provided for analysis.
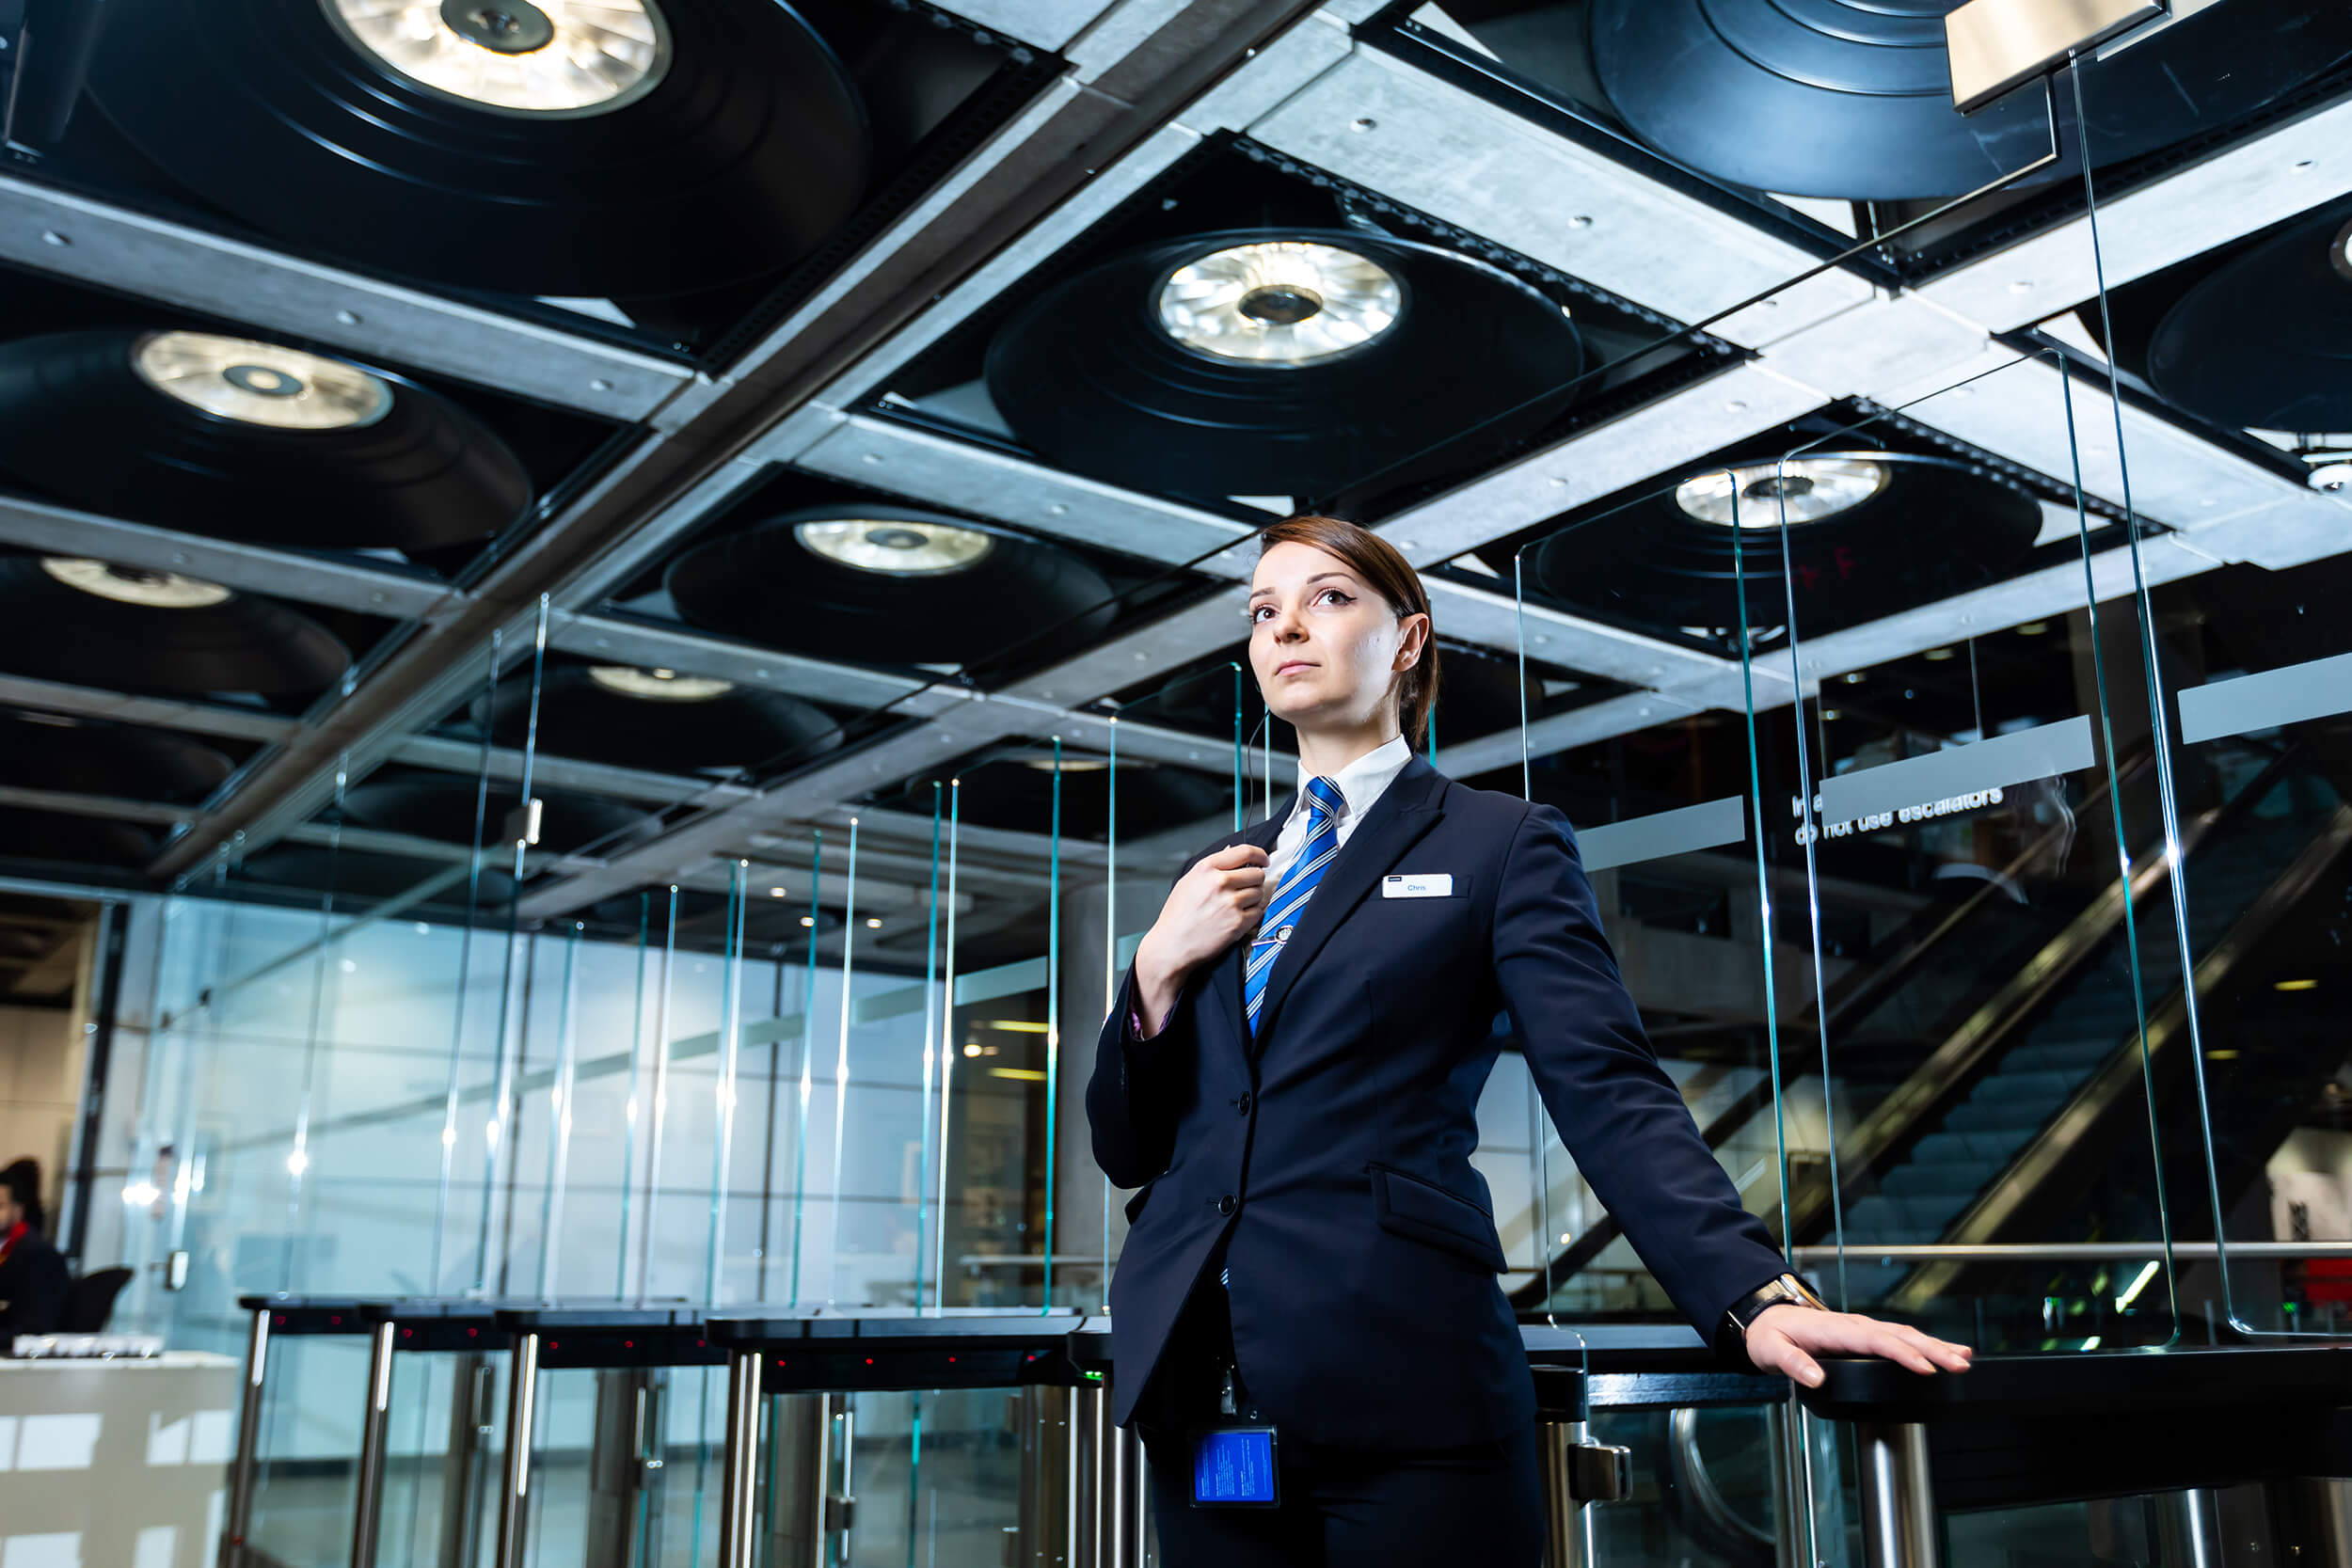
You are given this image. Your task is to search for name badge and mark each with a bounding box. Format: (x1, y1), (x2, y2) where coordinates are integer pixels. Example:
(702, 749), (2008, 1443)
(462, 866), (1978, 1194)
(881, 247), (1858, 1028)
(1382, 873), (1453, 899)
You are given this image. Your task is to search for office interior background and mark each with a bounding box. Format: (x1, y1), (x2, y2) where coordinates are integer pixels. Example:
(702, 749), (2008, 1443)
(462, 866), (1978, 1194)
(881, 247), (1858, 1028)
(0, 0), (2348, 1562)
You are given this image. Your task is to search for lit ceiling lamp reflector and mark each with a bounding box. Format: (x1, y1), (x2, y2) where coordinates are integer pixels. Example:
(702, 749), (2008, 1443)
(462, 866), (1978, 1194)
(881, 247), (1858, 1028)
(87, 0), (870, 295)
(134, 331), (391, 429)
(1674, 459), (1893, 528)
(1534, 451), (2041, 635)
(668, 508), (1117, 669)
(326, 0), (668, 115)
(482, 663), (841, 769)
(793, 519), (995, 577)
(1157, 242), (1402, 365)
(0, 329), (532, 552)
(986, 228), (1582, 499)
(586, 665), (734, 701)
(40, 558), (233, 609)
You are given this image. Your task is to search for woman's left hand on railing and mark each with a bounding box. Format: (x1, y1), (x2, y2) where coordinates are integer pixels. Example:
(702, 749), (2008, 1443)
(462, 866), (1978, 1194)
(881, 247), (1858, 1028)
(1743, 1305), (1974, 1386)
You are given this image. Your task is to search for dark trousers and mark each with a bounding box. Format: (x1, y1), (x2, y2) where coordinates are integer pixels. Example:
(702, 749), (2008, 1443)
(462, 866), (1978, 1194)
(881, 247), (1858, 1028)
(1136, 1279), (1545, 1568)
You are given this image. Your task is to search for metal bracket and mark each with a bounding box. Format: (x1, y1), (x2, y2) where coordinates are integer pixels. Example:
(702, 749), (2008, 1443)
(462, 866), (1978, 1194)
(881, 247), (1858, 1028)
(1946, 0), (2167, 112)
(1566, 1442), (1633, 1505)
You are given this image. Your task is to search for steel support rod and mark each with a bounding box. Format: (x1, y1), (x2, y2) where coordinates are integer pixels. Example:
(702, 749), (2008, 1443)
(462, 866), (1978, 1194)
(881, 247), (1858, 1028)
(218, 1307), (271, 1568)
(350, 1320), (399, 1568)
(1855, 1421), (1940, 1568)
(1539, 1420), (1595, 1568)
(492, 1331), (542, 1568)
(717, 1351), (764, 1568)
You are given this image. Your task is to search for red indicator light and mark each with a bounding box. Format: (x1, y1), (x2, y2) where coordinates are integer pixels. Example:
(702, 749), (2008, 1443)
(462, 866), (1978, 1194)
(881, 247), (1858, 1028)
(625, 1339), (634, 1349)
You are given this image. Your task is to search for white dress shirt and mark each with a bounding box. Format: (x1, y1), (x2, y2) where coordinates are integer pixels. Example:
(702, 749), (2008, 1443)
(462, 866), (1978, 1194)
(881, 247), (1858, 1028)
(1127, 734), (1415, 1041)
(1260, 733), (1415, 898)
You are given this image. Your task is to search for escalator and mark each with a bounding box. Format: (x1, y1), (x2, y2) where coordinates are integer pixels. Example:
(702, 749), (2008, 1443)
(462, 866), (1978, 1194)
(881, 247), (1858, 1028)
(1512, 739), (2352, 1332)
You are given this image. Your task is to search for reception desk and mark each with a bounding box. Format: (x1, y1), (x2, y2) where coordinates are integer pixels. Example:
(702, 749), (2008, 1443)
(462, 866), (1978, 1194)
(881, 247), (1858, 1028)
(0, 1352), (240, 1568)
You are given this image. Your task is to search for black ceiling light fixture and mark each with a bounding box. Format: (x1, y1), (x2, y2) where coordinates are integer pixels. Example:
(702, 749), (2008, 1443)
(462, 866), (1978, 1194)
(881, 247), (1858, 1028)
(666, 506), (1119, 668)
(341, 773), (663, 858)
(236, 846), (518, 910)
(1532, 451), (2042, 636)
(2138, 200), (2352, 435)
(475, 661), (842, 772)
(984, 228), (1584, 499)
(0, 712), (233, 803)
(0, 554), (350, 696)
(85, 0), (871, 297)
(0, 812), (158, 869)
(944, 751), (1233, 842)
(0, 329), (532, 552)
(1588, 0), (2352, 202)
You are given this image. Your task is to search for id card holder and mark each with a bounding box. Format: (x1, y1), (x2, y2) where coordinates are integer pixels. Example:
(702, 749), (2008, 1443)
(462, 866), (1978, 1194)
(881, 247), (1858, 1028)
(1192, 1425), (1280, 1508)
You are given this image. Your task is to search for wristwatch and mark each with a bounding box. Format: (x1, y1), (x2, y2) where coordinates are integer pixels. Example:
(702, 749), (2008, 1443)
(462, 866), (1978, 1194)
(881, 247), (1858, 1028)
(1724, 1272), (1829, 1338)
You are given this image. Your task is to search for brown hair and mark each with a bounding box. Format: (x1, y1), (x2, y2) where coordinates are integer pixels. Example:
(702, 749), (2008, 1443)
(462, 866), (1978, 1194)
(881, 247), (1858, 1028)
(1256, 515), (1441, 749)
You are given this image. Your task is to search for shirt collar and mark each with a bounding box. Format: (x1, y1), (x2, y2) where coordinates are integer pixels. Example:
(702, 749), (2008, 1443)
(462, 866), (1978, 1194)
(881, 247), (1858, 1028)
(1293, 734), (1413, 826)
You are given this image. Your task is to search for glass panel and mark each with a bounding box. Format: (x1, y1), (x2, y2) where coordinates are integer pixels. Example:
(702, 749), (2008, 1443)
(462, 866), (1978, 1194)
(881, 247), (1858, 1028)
(1743, 346), (2191, 1354)
(1501, 492), (1786, 1329)
(2070, 10), (2352, 1338)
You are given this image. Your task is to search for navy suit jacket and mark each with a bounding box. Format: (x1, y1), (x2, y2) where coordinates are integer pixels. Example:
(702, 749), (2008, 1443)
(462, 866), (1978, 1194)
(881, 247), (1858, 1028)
(1086, 755), (1788, 1448)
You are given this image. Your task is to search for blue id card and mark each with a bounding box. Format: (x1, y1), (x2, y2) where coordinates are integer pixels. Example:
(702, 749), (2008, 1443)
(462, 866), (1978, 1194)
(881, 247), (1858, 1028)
(1192, 1426), (1279, 1508)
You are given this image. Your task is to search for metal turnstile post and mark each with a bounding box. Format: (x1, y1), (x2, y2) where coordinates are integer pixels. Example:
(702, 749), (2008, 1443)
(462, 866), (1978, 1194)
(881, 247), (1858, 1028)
(218, 1307), (271, 1568)
(1110, 1415), (1144, 1568)
(349, 1320), (399, 1568)
(587, 1368), (668, 1568)
(717, 1352), (763, 1568)
(1540, 1421), (1597, 1568)
(1015, 1386), (1076, 1568)
(437, 1354), (496, 1568)
(2150, 1488), (2228, 1568)
(492, 1331), (542, 1568)
(764, 1393), (833, 1568)
(1855, 1421), (1940, 1568)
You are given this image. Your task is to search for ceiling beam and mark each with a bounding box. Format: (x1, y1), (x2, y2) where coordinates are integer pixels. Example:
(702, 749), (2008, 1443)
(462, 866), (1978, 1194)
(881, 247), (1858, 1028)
(0, 173), (690, 420)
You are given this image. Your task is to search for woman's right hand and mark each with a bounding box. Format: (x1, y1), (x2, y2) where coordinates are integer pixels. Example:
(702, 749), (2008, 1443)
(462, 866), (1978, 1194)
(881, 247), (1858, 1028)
(1131, 844), (1270, 1034)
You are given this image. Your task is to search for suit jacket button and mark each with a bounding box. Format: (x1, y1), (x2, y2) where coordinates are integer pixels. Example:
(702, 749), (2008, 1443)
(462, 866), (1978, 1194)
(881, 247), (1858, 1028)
(1235, 1093), (1251, 1117)
(1216, 1195), (1237, 1216)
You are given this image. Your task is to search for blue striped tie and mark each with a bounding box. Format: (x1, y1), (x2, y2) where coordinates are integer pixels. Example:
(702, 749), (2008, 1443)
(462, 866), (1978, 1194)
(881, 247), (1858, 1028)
(1244, 775), (1345, 1037)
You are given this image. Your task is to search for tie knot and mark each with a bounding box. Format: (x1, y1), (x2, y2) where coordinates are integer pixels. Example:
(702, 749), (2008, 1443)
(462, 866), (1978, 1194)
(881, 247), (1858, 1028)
(1304, 775), (1344, 822)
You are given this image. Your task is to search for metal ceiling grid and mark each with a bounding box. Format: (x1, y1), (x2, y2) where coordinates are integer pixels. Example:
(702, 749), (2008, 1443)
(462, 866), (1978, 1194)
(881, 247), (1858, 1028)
(118, 0), (1332, 885)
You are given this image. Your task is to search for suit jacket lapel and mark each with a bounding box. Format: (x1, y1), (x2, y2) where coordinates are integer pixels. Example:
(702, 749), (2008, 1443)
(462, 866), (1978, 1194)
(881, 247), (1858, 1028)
(1250, 757), (1449, 1053)
(1208, 810), (1289, 1048)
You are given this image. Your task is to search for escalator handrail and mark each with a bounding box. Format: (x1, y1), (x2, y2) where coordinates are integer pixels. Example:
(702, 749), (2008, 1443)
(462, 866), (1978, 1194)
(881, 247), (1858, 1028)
(1782, 740), (2312, 1246)
(1884, 795), (2352, 1308)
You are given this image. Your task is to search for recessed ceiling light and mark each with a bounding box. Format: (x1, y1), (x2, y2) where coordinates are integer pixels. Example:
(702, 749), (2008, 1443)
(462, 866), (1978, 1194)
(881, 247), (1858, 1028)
(40, 557), (233, 610)
(587, 665), (735, 702)
(325, 0), (671, 116)
(799, 915), (815, 927)
(133, 330), (390, 430)
(1923, 647), (1956, 661)
(1841, 672), (1866, 684)
(769, 887), (787, 899)
(1674, 457), (1891, 528)
(1158, 241), (1402, 365)
(793, 518), (995, 578)
(2017, 622), (2049, 636)
(865, 917), (881, 928)
(2277, 978), (2320, 991)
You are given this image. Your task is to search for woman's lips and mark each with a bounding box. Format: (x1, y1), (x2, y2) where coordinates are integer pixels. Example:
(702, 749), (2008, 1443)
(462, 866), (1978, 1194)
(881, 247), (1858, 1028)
(1274, 660), (1316, 676)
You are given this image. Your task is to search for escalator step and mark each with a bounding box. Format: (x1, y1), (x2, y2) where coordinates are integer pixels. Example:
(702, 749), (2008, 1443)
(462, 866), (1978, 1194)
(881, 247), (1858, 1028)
(1880, 1162), (1988, 1198)
(1964, 1069), (2077, 1103)
(2006, 1038), (2116, 1074)
(1910, 1130), (2022, 1164)
(1941, 1099), (2054, 1134)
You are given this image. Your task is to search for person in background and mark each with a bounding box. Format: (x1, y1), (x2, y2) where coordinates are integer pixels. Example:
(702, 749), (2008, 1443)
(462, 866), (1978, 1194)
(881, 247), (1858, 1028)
(0, 1159), (67, 1337)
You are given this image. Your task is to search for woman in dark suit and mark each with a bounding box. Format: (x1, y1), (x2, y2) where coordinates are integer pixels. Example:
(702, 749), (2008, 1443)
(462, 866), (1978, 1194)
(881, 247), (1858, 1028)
(1088, 515), (1970, 1565)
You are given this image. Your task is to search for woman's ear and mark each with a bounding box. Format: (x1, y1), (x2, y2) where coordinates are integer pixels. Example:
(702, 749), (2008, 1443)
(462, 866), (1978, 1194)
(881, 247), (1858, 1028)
(1394, 611), (1431, 671)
